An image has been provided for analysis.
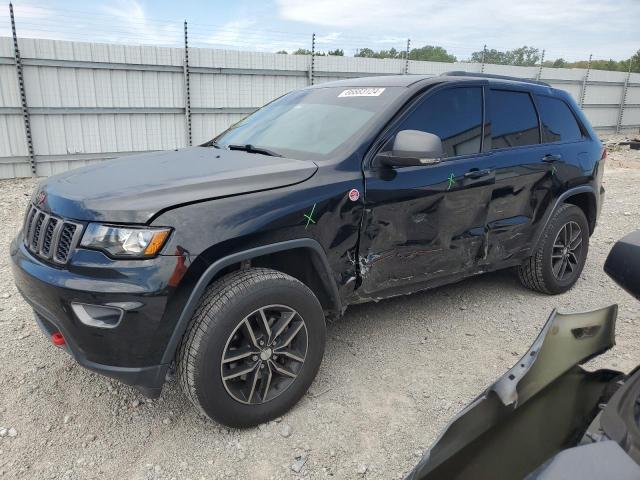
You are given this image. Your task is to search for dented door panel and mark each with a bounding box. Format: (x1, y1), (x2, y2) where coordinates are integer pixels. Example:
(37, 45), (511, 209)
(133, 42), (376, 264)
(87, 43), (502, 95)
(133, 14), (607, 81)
(482, 147), (552, 264)
(359, 156), (494, 297)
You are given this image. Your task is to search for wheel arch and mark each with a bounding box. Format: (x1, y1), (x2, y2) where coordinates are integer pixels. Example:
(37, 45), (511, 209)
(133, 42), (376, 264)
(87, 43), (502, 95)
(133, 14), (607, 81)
(564, 191), (597, 235)
(532, 186), (597, 252)
(160, 239), (341, 365)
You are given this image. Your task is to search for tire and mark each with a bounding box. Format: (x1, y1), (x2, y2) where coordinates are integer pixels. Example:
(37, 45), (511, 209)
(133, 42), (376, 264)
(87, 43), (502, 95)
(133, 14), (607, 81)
(518, 204), (589, 294)
(177, 267), (326, 428)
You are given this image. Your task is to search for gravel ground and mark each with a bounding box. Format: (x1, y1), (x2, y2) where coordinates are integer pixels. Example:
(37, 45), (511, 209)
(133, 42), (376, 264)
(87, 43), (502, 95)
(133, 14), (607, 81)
(1, 140), (639, 479)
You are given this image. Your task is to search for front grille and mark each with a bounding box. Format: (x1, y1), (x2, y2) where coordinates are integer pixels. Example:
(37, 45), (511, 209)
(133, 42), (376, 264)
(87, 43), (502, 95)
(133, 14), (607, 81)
(23, 205), (83, 265)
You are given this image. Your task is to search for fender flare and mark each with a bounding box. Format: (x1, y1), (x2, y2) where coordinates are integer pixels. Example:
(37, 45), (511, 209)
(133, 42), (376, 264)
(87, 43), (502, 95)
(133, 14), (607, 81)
(160, 238), (341, 365)
(531, 185), (597, 251)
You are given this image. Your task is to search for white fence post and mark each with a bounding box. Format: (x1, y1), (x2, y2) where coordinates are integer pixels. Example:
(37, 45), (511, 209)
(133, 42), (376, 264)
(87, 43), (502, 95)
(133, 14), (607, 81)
(536, 49), (545, 80)
(9, 3), (36, 176)
(579, 54), (592, 108)
(404, 38), (410, 75)
(183, 20), (192, 147)
(310, 33), (316, 86)
(616, 61), (632, 134)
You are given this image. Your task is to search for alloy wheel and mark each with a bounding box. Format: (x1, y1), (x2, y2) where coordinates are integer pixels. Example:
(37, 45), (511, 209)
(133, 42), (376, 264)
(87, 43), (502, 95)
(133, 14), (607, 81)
(551, 221), (583, 281)
(220, 305), (308, 405)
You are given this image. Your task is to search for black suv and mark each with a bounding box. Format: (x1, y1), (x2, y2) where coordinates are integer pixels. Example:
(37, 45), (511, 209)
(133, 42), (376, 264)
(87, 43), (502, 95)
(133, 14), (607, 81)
(10, 72), (606, 427)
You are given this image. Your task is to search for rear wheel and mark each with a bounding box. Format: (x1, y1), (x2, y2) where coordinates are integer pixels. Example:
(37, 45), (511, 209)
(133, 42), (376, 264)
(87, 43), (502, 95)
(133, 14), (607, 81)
(177, 268), (326, 427)
(518, 204), (589, 294)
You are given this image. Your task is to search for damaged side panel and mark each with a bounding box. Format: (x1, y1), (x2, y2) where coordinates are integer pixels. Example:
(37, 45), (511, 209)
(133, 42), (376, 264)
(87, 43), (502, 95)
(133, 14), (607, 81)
(407, 304), (620, 480)
(358, 160), (493, 297)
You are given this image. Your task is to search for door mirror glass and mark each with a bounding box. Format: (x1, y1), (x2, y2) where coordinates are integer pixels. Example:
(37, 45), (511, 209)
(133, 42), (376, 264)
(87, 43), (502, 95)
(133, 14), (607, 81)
(375, 130), (444, 167)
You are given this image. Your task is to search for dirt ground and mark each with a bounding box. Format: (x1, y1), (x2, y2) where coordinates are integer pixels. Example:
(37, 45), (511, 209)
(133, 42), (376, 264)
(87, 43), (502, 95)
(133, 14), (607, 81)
(0, 137), (639, 479)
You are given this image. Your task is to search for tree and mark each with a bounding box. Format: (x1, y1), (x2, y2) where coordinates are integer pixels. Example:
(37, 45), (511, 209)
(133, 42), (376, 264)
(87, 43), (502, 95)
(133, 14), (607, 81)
(355, 47), (401, 59)
(291, 48), (329, 56)
(379, 48), (400, 59)
(539, 51), (640, 72)
(505, 46), (540, 66)
(284, 44), (640, 73)
(471, 46), (539, 66)
(355, 47), (376, 58)
(630, 49), (640, 73)
(408, 45), (456, 62)
(471, 48), (506, 64)
(590, 59), (620, 71)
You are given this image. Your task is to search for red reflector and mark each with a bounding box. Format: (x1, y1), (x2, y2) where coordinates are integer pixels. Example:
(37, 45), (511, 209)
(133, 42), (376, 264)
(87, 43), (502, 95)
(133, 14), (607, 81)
(51, 332), (65, 346)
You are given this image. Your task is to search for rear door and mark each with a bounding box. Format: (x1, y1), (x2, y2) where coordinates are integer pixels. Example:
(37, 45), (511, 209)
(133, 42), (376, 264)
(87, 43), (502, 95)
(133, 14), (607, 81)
(534, 93), (589, 187)
(481, 87), (551, 265)
(359, 84), (496, 297)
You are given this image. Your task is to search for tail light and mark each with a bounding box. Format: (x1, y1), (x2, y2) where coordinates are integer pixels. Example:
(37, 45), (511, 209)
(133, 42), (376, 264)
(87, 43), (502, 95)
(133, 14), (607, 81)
(601, 147), (607, 160)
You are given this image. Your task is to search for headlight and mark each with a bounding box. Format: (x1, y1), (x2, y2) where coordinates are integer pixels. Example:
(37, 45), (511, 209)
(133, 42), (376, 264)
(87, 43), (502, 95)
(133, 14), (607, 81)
(80, 224), (171, 258)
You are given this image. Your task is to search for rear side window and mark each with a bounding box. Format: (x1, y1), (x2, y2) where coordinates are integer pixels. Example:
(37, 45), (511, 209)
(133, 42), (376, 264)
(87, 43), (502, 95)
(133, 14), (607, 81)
(396, 87), (483, 157)
(489, 90), (539, 149)
(536, 95), (583, 143)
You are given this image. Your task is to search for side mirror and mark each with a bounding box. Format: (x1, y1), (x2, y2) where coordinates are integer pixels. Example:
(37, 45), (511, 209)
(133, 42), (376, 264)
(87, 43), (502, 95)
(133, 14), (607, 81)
(375, 130), (444, 168)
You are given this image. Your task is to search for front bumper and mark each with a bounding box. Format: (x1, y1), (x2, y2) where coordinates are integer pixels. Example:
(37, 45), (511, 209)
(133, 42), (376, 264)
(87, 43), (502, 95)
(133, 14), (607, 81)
(10, 236), (180, 397)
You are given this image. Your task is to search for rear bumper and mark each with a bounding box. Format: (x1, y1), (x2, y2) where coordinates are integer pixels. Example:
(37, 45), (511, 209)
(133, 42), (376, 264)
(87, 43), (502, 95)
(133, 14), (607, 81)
(9, 236), (180, 397)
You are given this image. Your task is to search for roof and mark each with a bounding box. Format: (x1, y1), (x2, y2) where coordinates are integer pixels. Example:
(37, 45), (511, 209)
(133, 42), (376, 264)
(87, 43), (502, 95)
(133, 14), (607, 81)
(310, 71), (552, 90)
(309, 75), (436, 88)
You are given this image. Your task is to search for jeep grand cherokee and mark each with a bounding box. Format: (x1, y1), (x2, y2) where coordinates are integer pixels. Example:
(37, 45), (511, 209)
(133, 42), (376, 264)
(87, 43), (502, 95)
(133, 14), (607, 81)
(10, 72), (606, 427)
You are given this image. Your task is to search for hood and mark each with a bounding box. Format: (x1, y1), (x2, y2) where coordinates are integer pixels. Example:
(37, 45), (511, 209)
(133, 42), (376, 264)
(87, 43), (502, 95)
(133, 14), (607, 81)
(37, 147), (318, 223)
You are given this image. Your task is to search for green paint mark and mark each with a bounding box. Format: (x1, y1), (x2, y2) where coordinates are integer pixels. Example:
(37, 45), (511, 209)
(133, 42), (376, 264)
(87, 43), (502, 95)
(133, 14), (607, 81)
(447, 173), (456, 190)
(304, 203), (317, 229)
(551, 166), (558, 176)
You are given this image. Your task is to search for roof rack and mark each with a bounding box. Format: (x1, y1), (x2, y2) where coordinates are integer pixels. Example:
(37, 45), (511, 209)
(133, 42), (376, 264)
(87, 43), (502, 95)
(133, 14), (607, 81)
(440, 71), (550, 87)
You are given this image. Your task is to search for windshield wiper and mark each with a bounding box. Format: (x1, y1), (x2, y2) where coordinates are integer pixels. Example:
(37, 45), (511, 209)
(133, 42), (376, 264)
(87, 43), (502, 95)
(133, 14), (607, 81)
(227, 144), (282, 157)
(201, 139), (223, 148)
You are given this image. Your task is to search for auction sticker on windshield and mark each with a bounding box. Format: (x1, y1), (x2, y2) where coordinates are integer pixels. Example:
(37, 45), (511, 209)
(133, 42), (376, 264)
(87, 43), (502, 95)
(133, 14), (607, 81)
(338, 88), (385, 97)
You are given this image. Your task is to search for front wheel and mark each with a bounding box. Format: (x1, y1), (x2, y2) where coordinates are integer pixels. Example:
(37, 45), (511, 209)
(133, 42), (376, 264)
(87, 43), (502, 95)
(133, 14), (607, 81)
(518, 203), (589, 294)
(177, 268), (326, 428)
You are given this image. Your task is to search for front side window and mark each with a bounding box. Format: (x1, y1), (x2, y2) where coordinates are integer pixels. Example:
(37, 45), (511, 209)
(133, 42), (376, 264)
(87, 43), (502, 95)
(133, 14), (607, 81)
(214, 86), (404, 160)
(488, 90), (540, 149)
(394, 87), (483, 158)
(536, 95), (583, 143)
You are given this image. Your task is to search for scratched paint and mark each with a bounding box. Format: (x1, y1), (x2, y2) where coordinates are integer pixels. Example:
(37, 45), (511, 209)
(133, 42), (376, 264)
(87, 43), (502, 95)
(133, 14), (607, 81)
(304, 203), (317, 229)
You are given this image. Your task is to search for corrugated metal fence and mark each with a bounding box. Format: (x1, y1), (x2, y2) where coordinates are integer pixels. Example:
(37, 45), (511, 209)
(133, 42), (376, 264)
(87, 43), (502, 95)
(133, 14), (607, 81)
(1, 36), (639, 179)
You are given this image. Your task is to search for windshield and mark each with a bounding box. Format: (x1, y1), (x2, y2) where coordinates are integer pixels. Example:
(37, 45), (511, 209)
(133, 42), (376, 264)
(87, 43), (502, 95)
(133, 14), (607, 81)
(213, 86), (403, 160)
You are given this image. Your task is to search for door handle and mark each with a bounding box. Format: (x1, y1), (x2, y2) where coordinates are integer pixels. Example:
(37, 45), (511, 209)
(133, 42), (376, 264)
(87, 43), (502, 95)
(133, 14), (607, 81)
(542, 154), (562, 163)
(464, 168), (493, 179)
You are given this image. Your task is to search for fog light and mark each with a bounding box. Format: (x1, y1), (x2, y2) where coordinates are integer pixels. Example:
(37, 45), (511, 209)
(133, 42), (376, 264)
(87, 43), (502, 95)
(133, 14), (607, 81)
(71, 302), (124, 329)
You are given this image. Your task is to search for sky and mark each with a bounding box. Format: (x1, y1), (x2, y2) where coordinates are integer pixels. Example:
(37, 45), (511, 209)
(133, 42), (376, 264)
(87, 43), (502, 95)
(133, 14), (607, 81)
(0, 0), (638, 62)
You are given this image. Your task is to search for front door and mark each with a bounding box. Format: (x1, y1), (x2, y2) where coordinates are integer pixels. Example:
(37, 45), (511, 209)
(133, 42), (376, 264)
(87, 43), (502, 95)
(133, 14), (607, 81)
(358, 85), (495, 297)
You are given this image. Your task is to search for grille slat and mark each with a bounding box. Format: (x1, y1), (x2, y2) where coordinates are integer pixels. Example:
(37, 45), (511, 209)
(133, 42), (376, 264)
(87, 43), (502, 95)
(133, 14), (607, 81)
(41, 217), (58, 257)
(26, 207), (40, 247)
(22, 205), (82, 265)
(55, 223), (77, 263)
(31, 213), (45, 250)
(24, 207), (37, 244)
